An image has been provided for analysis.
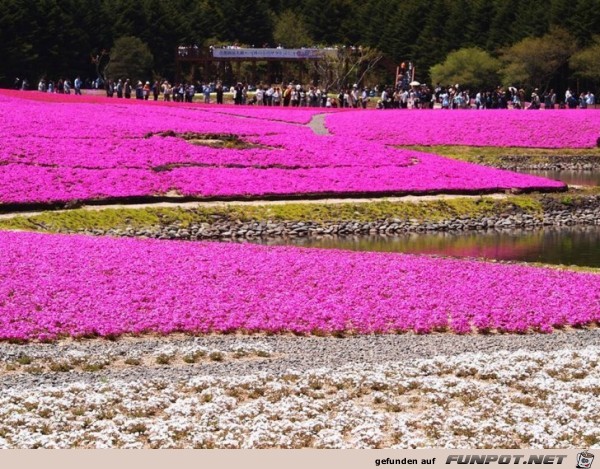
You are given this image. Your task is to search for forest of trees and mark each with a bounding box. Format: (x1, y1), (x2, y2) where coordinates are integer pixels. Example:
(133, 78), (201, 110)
(1, 0), (600, 92)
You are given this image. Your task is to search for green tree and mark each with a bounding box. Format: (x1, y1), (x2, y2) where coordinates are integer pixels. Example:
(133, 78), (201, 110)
(430, 47), (501, 89)
(273, 9), (313, 47)
(411, 0), (450, 81)
(570, 35), (600, 84)
(301, 0), (358, 45)
(566, 0), (600, 46)
(485, 0), (520, 49)
(500, 27), (577, 89)
(106, 36), (154, 81)
(209, 0), (273, 46)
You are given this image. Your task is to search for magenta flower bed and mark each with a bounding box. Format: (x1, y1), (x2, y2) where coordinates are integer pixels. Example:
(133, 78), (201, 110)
(326, 109), (600, 148)
(0, 92), (566, 206)
(0, 231), (598, 340)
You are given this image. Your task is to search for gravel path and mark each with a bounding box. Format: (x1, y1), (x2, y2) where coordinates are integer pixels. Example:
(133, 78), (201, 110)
(308, 113), (330, 135)
(2, 328), (598, 390)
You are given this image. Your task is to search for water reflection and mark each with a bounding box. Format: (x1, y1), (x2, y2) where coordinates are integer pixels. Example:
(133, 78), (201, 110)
(520, 169), (600, 186)
(253, 226), (600, 267)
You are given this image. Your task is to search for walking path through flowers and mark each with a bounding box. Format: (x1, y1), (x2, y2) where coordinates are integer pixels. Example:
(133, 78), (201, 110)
(0, 193), (509, 220)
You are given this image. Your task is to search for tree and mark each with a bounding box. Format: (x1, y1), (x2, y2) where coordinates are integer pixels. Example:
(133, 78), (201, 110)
(570, 36), (600, 84)
(307, 46), (383, 91)
(430, 47), (501, 89)
(273, 9), (313, 47)
(500, 27), (577, 90)
(105, 36), (153, 81)
(209, 0), (273, 46)
(301, 0), (359, 45)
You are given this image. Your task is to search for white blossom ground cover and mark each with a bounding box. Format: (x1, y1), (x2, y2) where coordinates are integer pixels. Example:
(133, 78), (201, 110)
(1, 347), (598, 449)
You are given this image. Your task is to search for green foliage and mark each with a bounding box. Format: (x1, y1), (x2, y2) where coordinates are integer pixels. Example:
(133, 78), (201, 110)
(501, 27), (577, 88)
(570, 36), (600, 83)
(106, 36), (153, 81)
(430, 47), (501, 89)
(1, 0), (600, 90)
(273, 9), (313, 48)
(406, 145), (600, 165)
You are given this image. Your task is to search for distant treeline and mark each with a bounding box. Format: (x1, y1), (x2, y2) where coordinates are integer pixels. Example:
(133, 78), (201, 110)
(1, 0), (599, 88)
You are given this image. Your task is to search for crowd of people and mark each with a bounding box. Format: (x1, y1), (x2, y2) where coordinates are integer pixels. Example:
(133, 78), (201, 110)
(17, 74), (596, 111)
(375, 84), (596, 110)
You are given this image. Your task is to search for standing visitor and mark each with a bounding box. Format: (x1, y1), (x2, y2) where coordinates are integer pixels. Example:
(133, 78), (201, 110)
(291, 85), (300, 107)
(265, 85), (274, 105)
(528, 89), (541, 109)
(272, 87), (281, 106)
(361, 88), (369, 109)
(162, 81), (172, 101)
(215, 82), (224, 104)
(586, 91), (595, 107)
(351, 85), (359, 108)
(233, 83), (243, 105)
(74, 76), (82, 95)
(308, 87), (318, 107)
(135, 81), (143, 99)
(185, 83), (194, 102)
(203, 83), (211, 103)
(255, 86), (264, 105)
(116, 79), (123, 98)
(283, 85), (292, 106)
(124, 79), (132, 98)
(106, 80), (114, 97)
(152, 81), (160, 100)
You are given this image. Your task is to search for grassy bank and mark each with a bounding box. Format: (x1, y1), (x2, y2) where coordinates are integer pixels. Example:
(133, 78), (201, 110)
(405, 145), (600, 166)
(0, 195), (550, 234)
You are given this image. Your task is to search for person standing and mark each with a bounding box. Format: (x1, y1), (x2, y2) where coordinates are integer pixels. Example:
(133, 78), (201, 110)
(162, 81), (172, 101)
(265, 85), (274, 106)
(272, 87), (281, 106)
(203, 83), (211, 103)
(124, 79), (132, 98)
(152, 80), (160, 100)
(283, 85), (292, 106)
(74, 76), (82, 95)
(215, 82), (224, 104)
(255, 86), (264, 105)
(135, 81), (144, 99)
(106, 80), (114, 97)
(233, 82), (243, 105)
(586, 91), (595, 108)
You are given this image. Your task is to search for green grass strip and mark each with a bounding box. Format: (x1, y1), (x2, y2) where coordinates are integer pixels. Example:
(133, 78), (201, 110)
(0, 196), (545, 233)
(405, 145), (600, 165)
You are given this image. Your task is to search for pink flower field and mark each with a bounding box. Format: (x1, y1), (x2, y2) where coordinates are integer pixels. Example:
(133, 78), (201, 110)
(326, 108), (600, 148)
(0, 91), (566, 206)
(1, 231), (599, 341)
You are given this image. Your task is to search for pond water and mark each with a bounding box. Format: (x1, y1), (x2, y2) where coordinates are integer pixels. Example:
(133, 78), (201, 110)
(521, 169), (600, 186)
(256, 226), (600, 268)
